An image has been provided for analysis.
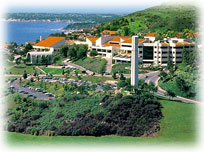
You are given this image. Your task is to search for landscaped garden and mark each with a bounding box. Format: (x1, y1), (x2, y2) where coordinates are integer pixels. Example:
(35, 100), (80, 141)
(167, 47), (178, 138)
(112, 64), (148, 74)
(75, 57), (107, 74)
(40, 67), (82, 75)
(6, 63), (42, 75)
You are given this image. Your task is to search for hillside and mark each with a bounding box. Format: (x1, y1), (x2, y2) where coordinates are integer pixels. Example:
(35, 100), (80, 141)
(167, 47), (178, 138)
(96, 4), (197, 36)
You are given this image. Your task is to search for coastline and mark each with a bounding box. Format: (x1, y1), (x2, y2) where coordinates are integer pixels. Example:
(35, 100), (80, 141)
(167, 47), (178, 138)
(1, 18), (75, 23)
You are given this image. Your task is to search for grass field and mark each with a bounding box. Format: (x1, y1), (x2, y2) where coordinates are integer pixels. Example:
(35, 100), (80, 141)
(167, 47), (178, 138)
(41, 67), (64, 75)
(70, 76), (116, 83)
(6, 98), (197, 146)
(41, 67), (81, 75)
(112, 64), (148, 74)
(75, 57), (107, 73)
(6, 64), (42, 75)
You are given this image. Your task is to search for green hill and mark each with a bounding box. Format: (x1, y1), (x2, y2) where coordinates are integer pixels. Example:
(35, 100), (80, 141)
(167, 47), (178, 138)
(96, 4), (197, 36)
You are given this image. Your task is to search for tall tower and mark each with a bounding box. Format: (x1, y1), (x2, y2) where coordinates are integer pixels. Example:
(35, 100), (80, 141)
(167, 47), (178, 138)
(131, 36), (139, 89)
(40, 36), (43, 41)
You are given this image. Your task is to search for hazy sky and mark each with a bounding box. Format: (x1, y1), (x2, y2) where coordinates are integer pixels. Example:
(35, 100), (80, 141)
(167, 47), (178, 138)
(1, 0), (201, 14)
(3, 0), (170, 14)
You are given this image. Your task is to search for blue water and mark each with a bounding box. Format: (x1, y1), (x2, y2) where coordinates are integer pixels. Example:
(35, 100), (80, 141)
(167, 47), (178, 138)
(5, 21), (69, 44)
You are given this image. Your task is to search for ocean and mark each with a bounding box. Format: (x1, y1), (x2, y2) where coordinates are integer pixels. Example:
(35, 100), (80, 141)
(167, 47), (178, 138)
(5, 21), (70, 44)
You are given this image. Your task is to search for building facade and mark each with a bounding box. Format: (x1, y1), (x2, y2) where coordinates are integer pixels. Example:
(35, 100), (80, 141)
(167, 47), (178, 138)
(26, 36), (65, 64)
(87, 33), (196, 66)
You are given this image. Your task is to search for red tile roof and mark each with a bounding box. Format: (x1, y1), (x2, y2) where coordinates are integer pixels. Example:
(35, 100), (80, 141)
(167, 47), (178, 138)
(34, 37), (65, 47)
(101, 30), (119, 35)
(103, 43), (120, 47)
(87, 37), (99, 43)
(122, 38), (146, 44)
(174, 32), (183, 37)
(145, 33), (157, 37)
(160, 42), (168, 45)
(110, 36), (130, 42)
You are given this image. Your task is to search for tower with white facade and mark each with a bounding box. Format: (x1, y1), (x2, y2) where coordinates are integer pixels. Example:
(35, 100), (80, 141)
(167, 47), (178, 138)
(131, 36), (139, 89)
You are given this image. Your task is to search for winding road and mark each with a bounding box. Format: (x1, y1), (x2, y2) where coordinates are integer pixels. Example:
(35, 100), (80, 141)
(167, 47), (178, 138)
(142, 71), (201, 105)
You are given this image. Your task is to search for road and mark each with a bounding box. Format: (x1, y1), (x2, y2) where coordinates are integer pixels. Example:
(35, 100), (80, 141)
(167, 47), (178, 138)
(11, 79), (54, 100)
(142, 71), (201, 105)
(63, 59), (94, 75)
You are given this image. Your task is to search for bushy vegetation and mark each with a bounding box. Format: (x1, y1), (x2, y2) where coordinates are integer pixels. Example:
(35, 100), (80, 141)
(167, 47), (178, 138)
(6, 98), (197, 144)
(59, 44), (88, 59)
(159, 49), (198, 99)
(96, 4), (197, 37)
(6, 91), (162, 137)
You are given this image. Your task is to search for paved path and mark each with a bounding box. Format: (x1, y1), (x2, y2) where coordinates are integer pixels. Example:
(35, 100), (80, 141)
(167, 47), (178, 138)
(143, 71), (201, 105)
(63, 59), (94, 75)
(36, 66), (46, 74)
(105, 57), (112, 73)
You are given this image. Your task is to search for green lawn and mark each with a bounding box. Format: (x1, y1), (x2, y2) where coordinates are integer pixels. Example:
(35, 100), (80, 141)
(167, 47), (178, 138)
(112, 64), (147, 74)
(70, 76), (116, 83)
(41, 67), (81, 75)
(112, 64), (131, 74)
(41, 67), (64, 75)
(6, 64), (42, 75)
(75, 57), (107, 73)
(6, 99), (197, 145)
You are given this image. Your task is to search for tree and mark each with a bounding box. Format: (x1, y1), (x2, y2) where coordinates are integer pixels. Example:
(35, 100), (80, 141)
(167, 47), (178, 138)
(77, 45), (87, 59)
(15, 57), (21, 65)
(149, 82), (158, 94)
(175, 76), (190, 93)
(120, 73), (126, 81)
(8, 55), (15, 61)
(62, 69), (65, 75)
(60, 46), (68, 57)
(165, 90), (176, 99)
(90, 50), (98, 57)
(23, 71), (27, 79)
(167, 60), (174, 75)
(123, 27), (130, 36)
(159, 71), (167, 80)
(112, 72), (117, 79)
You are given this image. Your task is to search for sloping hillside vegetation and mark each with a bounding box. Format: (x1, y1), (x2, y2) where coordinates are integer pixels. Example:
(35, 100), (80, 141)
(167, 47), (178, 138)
(96, 4), (197, 36)
(6, 91), (162, 137)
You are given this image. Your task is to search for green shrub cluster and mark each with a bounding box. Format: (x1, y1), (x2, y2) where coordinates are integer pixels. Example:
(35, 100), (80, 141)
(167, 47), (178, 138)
(6, 91), (162, 137)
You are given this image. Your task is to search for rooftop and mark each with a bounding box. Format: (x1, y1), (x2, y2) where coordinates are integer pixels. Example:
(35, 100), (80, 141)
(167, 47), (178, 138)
(87, 37), (99, 43)
(145, 33), (157, 37)
(122, 38), (146, 44)
(34, 37), (65, 47)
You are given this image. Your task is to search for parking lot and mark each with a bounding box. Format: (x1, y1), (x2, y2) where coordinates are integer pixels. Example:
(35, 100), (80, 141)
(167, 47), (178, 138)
(8, 79), (54, 100)
(8, 77), (117, 100)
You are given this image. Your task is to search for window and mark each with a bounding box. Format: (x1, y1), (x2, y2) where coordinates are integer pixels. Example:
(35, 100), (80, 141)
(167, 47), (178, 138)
(121, 45), (131, 47)
(174, 46), (183, 49)
(160, 46), (168, 49)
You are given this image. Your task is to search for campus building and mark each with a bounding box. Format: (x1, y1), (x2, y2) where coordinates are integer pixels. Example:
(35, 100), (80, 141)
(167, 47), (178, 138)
(26, 36), (65, 64)
(86, 33), (196, 66)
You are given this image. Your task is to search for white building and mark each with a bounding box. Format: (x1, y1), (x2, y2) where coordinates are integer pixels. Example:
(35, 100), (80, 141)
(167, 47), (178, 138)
(27, 36), (65, 64)
(87, 34), (196, 66)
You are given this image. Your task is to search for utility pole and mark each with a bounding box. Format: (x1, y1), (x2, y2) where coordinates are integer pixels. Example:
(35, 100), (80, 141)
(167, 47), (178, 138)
(131, 36), (139, 89)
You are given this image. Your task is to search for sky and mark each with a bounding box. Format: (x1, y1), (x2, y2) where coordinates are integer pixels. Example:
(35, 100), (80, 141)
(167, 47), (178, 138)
(3, 0), (170, 14)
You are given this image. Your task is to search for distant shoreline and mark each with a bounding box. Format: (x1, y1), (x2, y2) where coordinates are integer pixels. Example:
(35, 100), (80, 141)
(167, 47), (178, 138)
(1, 18), (75, 23)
